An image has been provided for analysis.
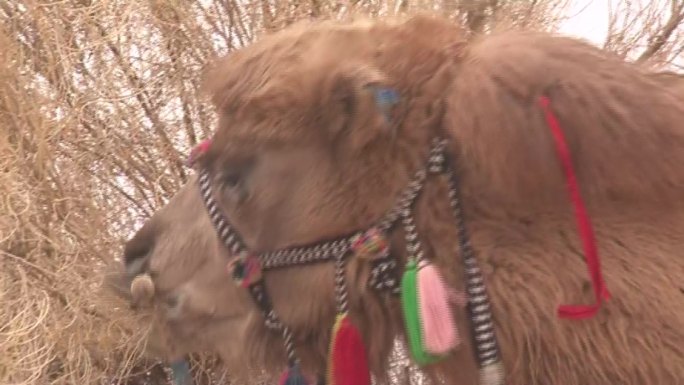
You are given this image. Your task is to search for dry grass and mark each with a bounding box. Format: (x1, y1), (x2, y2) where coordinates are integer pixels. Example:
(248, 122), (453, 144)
(1, 28), (156, 382)
(0, 0), (681, 384)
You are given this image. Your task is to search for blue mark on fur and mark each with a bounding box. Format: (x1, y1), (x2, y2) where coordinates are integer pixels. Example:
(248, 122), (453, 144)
(371, 87), (400, 122)
(374, 87), (400, 107)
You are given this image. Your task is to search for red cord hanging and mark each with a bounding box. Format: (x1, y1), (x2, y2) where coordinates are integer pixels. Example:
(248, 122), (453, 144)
(538, 96), (611, 320)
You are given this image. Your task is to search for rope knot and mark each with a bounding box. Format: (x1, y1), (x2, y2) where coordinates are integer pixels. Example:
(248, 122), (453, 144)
(350, 228), (389, 260)
(227, 253), (263, 288)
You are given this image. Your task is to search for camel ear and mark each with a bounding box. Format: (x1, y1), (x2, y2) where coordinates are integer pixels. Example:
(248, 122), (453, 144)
(321, 65), (399, 148)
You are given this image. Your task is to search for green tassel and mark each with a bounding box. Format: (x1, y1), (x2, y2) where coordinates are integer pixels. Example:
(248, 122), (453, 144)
(401, 259), (440, 366)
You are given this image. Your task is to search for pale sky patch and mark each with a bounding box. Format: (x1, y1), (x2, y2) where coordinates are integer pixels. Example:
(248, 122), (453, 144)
(558, 0), (610, 46)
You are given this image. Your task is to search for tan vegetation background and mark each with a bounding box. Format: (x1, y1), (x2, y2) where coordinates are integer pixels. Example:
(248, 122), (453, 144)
(1, 0), (682, 384)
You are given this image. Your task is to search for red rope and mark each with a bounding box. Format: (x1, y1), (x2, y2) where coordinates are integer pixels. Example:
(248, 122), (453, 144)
(538, 96), (611, 320)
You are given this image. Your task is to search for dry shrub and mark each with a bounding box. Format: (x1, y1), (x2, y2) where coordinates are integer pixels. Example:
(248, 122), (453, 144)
(0, 17), (155, 384)
(0, 0), (681, 384)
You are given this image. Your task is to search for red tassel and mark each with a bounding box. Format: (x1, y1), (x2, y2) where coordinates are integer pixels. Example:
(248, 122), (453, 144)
(327, 313), (371, 385)
(279, 363), (309, 385)
(417, 259), (460, 355)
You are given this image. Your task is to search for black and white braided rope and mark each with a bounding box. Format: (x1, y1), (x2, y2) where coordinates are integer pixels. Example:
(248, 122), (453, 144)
(246, 279), (302, 366)
(281, 325), (298, 366)
(199, 171), (246, 256)
(367, 248), (400, 294)
(446, 165), (505, 385)
(401, 209), (425, 262)
(334, 251), (349, 314)
(261, 240), (351, 270)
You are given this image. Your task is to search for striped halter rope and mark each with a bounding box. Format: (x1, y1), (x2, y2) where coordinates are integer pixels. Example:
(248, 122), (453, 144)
(196, 137), (505, 384)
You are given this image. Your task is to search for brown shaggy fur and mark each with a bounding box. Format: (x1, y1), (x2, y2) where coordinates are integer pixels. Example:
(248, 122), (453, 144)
(651, 70), (684, 96)
(116, 14), (684, 385)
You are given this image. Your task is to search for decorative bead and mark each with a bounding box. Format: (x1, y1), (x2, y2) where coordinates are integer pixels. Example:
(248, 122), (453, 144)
(227, 253), (262, 288)
(186, 139), (212, 167)
(350, 228), (389, 260)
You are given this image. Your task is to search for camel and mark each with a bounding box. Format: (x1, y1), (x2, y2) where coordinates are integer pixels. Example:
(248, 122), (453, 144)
(112, 14), (684, 385)
(651, 70), (684, 95)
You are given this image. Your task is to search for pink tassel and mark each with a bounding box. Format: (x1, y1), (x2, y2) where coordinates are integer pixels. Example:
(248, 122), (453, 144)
(417, 259), (460, 355)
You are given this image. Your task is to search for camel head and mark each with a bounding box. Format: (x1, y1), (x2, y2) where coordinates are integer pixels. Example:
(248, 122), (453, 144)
(118, 14), (477, 383)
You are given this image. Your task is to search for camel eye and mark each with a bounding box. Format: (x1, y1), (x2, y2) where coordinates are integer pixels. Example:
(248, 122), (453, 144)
(219, 171), (245, 201)
(222, 172), (242, 188)
(213, 154), (256, 204)
(218, 164), (252, 204)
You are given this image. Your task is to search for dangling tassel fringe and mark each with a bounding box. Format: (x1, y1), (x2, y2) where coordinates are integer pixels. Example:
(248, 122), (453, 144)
(279, 363), (309, 385)
(400, 259), (440, 366)
(417, 259), (460, 355)
(326, 313), (371, 385)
